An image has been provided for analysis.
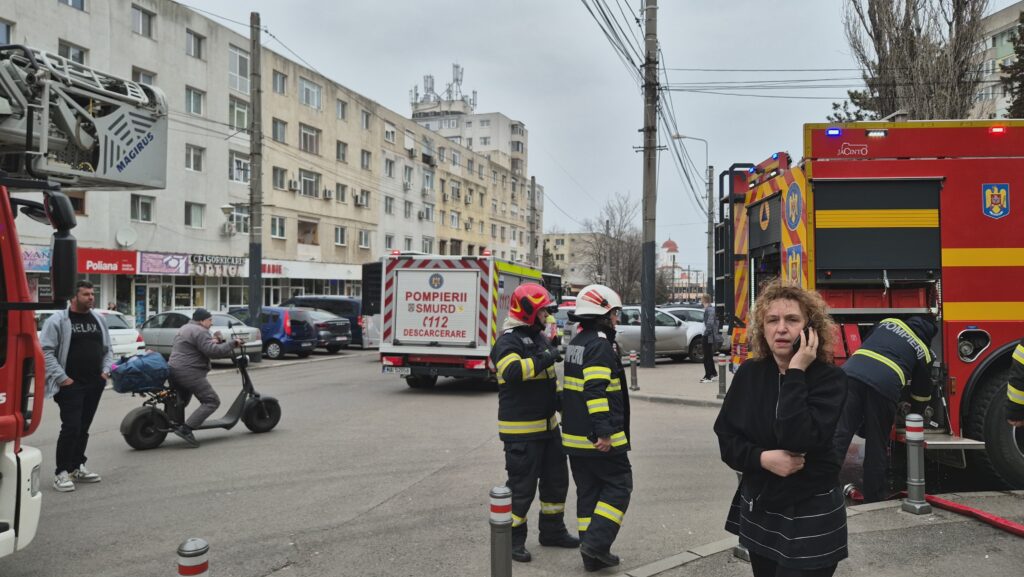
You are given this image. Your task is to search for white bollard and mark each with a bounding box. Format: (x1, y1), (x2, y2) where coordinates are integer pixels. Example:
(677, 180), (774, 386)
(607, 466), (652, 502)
(490, 486), (512, 577)
(902, 414), (932, 514)
(177, 538), (209, 576)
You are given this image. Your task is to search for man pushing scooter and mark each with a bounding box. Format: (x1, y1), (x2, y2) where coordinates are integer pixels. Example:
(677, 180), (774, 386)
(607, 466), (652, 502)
(168, 309), (242, 447)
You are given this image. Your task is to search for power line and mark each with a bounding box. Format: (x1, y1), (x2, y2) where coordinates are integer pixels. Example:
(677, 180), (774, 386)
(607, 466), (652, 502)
(176, 2), (253, 28)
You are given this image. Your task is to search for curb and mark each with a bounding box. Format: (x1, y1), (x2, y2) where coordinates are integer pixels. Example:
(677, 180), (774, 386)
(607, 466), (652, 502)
(629, 392), (723, 409)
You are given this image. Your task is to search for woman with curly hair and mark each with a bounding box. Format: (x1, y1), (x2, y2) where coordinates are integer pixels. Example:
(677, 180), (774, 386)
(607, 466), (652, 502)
(713, 280), (848, 577)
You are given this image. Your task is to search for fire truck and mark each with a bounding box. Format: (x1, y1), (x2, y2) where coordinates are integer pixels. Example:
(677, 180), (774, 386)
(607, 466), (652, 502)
(0, 45), (167, 556)
(715, 121), (1024, 487)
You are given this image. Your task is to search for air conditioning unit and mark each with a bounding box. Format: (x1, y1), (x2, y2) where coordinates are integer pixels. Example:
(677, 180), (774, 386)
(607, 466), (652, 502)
(421, 187), (431, 197)
(220, 221), (236, 237)
(417, 210), (425, 220)
(402, 181), (411, 192)
(442, 193), (450, 202)
(287, 180), (299, 191)
(323, 187), (333, 200)
(355, 197), (366, 207)
(464, 196), (472, 205)
(406, 148), (415, 158)
(464, 222), (472, 231)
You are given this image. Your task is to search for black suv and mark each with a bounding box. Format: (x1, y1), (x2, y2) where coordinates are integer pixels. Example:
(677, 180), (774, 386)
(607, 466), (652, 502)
(279, 295), (364, 348)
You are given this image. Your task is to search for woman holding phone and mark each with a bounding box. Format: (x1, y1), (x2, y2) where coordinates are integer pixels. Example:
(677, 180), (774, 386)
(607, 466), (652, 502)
(713, 280), (848, 577)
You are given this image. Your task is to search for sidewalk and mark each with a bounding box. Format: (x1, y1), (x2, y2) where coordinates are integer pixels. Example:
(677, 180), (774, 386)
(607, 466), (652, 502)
(625, 357), (732, 408)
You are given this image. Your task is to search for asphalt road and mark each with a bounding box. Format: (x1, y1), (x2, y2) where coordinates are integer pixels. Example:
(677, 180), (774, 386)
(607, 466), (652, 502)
(1, 350), (738, 577)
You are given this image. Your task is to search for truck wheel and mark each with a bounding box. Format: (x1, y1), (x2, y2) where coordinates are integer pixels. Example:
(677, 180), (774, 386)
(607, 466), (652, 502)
(688, 338), (705, 364)
(965, 369), (1024, 488)
(121, 406), (169, 450)
(265, 340), (284, 360)
(242, 399), (281, 433)
(406, 375), (437, 388)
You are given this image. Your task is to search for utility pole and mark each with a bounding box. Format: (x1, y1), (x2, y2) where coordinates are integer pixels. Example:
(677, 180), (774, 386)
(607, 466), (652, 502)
(706, 164), (714, 297)
(640, 0), (658, 368)
(529, 176), (537, 267)
(247, 12), (263, 321)
(604, 219), (611, 284)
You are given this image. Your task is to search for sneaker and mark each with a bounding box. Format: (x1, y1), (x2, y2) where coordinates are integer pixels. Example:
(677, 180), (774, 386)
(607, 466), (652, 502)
(70, 465), (101, 483)
(699, 377), (714, 383)
(173, 426), (200, 448)
(53, 471), (75, 492)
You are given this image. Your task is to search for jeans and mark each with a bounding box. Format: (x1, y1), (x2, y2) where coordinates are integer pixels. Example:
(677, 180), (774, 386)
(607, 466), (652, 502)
(53, 382), (104, 475)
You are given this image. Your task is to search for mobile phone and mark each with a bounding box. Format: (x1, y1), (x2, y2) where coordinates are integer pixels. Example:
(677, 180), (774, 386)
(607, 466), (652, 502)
(792, 327), (809, 353)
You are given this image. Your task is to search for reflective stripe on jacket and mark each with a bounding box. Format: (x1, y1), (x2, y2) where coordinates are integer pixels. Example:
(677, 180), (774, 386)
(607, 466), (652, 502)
(560, 327), (630, 456)
(842, 317), (934, 404)
(490, 325), (560, 441)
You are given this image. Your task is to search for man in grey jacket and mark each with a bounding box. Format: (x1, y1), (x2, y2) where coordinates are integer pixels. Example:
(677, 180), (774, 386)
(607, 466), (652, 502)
(167, 309), (240, 447)
(700, 294), (721, 383)
(40, 280), (114, 492)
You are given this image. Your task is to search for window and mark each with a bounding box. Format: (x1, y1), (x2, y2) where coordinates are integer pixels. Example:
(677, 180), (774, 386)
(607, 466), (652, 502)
(422, 237), (434, 253)
(512, 141), (525, 153)
(299, 77), (321, 109)
(336, 141), (348, 162)
(384, 123), (396, 143)
(491, 198), (498, 213)
(272, 166), (286, 189)
(466, 190), (473, 204)
(491, 223), (497, 238)
(423, 203), (434, 222)
(271, 118), (287, 143)
(404, 200), (413, 219)
(185, 145), (204, 172)
(384, 158), (395, 178)
(59, 0), (85, 9)
(58, 40), (87, 64)
(186, 29), (204, 58)
(185, 86), (204, 115)
(184, 202), (205, 228)
(452, 151), (461, 167)
(404, 236), (413, 251)
(404, 165), (414, 185)
(229, 97), (249, 131)
(336, 99), (348, 120)
(465, 121), (472, 128)
(272, 70), (287, 94)
(132, 5), (154, 37)
(299, 124), (321, 154)
(271, 216), (286, 238)
(480, 119), (491, 127)
(361, 110), (371, 130)
(334, 226), (347, 246)
(492, 170), (498, 184)
(358, 189), (370, 206)
(555, 238), (565, 247)
(228, 45), (250, 94)
(467, 159), (474, 173)
(480, 136), (490, 146)
(358, 229), (371, 248)
(361, 150), (371, 170)
(501, 226), (507, 241)
(131, 194), (154, 222)
(439, 147), (446, 163)
(0, 21), (10, 45)
(335, 183), (347, 202)
(298, 169), (320, 198)
(229, 151), (250, 183)
(385, 235), (394, 250)
(132, 67), (155, 85)
(467, 138), (473, 149)
(297, 221), (319, 245)
(450, 211), (460, 229)
(231, 205), (250, 234)
(385, 196), (395, 215)
(423, 171), (434, 191)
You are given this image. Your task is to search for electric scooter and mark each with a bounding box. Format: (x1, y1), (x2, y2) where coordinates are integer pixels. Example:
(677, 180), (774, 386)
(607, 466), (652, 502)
(120, 339), (281, 450)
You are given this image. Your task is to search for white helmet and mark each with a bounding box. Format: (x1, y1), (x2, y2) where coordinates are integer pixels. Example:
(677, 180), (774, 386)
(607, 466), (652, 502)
(573, 284), (622, 319)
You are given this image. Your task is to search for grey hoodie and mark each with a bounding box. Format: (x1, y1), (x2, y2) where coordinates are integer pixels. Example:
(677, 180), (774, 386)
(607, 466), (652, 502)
(40, 307), (114, 399)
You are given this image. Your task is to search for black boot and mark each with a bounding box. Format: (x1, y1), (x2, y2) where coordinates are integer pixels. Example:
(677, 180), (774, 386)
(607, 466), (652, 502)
(581, 543), (620, 572)
(539, 532), (581, 548)
(511, 545), (532, 563)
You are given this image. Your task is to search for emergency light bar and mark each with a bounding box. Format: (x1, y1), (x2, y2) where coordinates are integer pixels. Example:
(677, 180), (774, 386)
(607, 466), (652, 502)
(825, 128), (842, 137)
(989, 126), (1007, 135)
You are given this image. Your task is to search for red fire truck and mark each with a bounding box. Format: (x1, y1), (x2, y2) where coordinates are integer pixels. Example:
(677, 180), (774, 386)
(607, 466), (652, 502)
(716, 121), (1024, 487)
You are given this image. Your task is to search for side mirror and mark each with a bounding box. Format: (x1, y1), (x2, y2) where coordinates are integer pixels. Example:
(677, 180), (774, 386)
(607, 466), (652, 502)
(50, 232), (77, 302)
(675, 319), (682, 327)
(228, 321), (235, 329)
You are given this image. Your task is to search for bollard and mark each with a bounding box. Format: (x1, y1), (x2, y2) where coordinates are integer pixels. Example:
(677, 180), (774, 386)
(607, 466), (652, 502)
(629, 350), (639, 391)
(901, 413), (932, 515)
(716, 354), (728, 399)
(489, 486), (513, 577)
(177, 538), (209, 577)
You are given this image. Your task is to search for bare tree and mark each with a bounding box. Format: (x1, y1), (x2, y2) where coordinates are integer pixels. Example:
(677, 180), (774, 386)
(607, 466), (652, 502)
(578, 192), (643, 303)
(834, 0), (989, 120)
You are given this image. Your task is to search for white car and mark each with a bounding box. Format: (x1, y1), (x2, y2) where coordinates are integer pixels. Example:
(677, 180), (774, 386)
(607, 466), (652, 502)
(663, 306), (731, 356)
(615, 306), (701, 362)
(36, 309), (146, 358)
(140, 310), (262, 360)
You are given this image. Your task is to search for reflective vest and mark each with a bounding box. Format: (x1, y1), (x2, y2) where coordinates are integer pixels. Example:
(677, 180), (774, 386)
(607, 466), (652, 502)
(490, 326), (560, 441)
(560, 327), (631, 456)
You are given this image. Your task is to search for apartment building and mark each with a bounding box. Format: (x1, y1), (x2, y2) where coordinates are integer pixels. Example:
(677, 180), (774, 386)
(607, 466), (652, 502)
(5, 0), (543, 324)
(544, 232), (598, 291)
(973, 0), (1023, 118)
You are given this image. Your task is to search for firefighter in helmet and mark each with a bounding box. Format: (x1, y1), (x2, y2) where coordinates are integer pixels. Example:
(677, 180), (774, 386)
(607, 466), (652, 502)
(1007, 338), (1024, 427)
(561, 284), (632, 572)
(490, 282), (579, 563)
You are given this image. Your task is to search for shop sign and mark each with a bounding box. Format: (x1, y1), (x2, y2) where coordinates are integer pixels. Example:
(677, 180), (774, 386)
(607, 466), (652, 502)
(191, 254), (246, 277)
(21, 244), (51, 273)
(262, 263), (284, 276)
(78, 248), (137, 274)
(139, 252), (189, 275)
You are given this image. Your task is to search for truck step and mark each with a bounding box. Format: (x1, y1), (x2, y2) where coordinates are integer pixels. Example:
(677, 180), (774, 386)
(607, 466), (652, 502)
(896, 429), (986, 450)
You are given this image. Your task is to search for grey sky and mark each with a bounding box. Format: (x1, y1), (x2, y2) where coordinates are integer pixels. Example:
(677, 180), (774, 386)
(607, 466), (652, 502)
(192, 0), (1020, 271)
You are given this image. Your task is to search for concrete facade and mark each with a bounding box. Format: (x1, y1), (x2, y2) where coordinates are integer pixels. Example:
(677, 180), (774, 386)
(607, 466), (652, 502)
(543, 232), (598, 292)
(973, 1), (1023, 119)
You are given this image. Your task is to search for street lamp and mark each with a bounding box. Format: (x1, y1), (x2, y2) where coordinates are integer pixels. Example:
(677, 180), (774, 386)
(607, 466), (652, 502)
(671, 133), (713, 297)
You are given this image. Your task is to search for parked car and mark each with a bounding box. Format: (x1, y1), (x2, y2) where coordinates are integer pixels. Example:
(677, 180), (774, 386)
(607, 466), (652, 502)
(36, 309), (146, 358)
(305, 309), (351, 353)
(615, 306), (700, 362)
(229, 306), (318, 360)
(278, 295), (365, 347)
(140, 310), (262, 360)
(663, 306), (731, 355)
(552, 307), (577, 350)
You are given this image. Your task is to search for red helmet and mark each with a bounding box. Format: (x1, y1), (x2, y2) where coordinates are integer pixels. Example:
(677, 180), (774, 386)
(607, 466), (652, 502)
(509, 283), (553, 326)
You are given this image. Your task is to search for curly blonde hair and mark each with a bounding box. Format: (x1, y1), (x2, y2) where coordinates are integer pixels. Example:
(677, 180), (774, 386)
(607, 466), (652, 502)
(749, 279), (836, 364)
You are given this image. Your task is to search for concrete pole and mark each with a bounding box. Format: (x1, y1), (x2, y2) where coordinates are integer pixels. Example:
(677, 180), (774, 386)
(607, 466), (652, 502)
(247, 12), (264, 320)
(706, 164), (714, 296)
(639, 0), (658, 368)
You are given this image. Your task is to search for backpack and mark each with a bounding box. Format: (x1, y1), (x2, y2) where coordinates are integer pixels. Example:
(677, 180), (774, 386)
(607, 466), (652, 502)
(111, 351), (169, 393)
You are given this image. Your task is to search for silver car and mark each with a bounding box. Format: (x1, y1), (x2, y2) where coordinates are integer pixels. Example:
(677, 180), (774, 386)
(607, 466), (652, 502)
(140, 310), (262, 359)
(663, 306), (731, 356)
(615, 306), (697, 362)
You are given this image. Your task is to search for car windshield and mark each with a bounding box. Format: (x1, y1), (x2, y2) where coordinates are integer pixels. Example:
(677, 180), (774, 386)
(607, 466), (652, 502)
(101, 313), (132, 329)
(308, 310), (342, 322)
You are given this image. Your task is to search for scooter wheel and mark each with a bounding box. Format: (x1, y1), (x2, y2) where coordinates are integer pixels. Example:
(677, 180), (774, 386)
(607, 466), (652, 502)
(242, 399), (281, 433)
(121, 406), (170, 450)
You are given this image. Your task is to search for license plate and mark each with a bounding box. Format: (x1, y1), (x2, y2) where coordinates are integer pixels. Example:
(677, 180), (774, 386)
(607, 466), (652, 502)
(383, 366), (411, 376)
(335, 336), (345, 341)
(301, 342), (312, 347)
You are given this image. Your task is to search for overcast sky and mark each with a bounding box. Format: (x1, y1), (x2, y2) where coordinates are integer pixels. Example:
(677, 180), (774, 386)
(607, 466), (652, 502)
(191, 0), (1020, 271)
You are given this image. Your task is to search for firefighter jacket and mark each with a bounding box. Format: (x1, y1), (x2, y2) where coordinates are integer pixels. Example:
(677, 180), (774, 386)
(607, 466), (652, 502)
(561, 327), (631, 457)
(491, 324), (561, 442)
(842, 317), (937, 404)
(1007, 339), (1024, 422)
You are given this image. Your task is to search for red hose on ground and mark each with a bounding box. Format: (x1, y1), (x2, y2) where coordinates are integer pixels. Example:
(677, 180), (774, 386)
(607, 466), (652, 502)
(845, 486), (1024, 538)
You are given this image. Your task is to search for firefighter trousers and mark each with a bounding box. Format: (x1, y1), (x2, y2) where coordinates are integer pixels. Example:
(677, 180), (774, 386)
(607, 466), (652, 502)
(569, 453), (633, 553)
(503, 434), (571, 546)
(833, 377), (897, 503)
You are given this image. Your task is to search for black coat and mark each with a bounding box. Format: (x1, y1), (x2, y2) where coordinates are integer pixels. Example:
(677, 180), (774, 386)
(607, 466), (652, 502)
(714, 357), (847, 510)
(490, 325), (560, 441)
(561, 327), (631, 457)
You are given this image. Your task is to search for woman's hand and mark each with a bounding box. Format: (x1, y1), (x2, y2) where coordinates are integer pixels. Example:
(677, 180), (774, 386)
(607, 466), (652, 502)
(760, 449), (805, 477)
(789, 326), (818, 371)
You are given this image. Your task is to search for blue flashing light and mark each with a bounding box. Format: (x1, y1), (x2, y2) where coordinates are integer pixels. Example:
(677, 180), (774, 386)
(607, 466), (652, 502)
(771, 152), (779, 160)
(825, 128), (842, 137)
(748, 167), (756, 173)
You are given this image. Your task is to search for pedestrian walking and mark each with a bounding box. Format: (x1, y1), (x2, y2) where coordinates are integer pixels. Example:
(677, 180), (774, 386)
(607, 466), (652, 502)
(490, 283), (578, 563)
(561, 284), (631, 572)
(1007, 338), (1024, 427)
(832, 316), (937, 503)
(167, 308), (241, 447)
(700, 294), (721, 383)
(40, 280), (114, 492)
(714, 280), (848, 576)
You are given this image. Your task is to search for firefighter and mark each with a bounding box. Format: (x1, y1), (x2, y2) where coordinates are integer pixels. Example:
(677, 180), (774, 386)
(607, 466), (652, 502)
(561, 284), (632, 572)
(1007, 338), (1024, 427)
(490, 283), (579, 563)
(832, 316), (938, 503)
